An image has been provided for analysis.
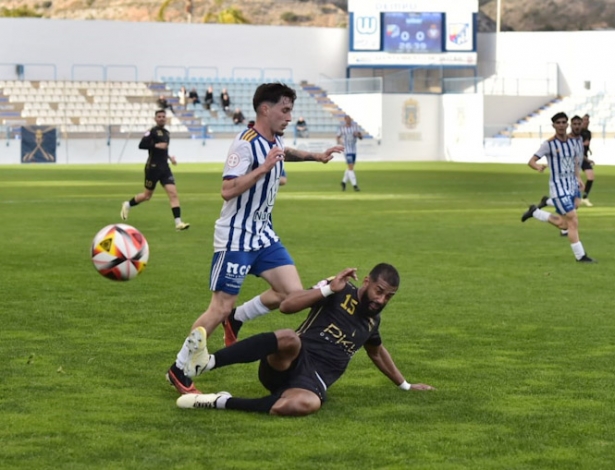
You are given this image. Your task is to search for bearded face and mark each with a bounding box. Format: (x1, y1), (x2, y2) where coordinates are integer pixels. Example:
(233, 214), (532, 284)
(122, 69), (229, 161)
(357, 276), (397, 317)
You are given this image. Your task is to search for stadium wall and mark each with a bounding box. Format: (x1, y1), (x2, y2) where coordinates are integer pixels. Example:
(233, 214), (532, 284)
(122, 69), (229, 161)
(1, 93), (484, 164)
(3, 19), (611, 95)
(5, 133), (615, 166)
(478, 31), (615, 94)
(0, 18), (348, 84)
(328, 93), (383, 139)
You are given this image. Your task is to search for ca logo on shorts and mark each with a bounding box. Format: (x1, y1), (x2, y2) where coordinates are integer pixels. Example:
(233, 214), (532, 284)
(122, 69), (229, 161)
(226, 262), (251, 276)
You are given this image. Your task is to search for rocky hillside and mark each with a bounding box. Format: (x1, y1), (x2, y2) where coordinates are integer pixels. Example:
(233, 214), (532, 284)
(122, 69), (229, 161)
(479, 0), (615, 31)
(0, 0), (348, 27)
(2, 0), (615, 31)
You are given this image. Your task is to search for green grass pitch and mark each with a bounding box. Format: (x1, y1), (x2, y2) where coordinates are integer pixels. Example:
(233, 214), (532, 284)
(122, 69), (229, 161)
(1, 161), (614, 469)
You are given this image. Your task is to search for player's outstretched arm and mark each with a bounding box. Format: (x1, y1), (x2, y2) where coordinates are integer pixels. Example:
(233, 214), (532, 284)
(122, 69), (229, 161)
(364, 343), (436, 391)
(284, 146), (344, 163)
(279, 267), (358, 314)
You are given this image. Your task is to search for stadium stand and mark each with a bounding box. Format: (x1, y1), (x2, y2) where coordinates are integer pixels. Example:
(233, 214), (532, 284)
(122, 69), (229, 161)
(0, 78), (368, 140)
(0, 79), (188, 138)
(506, 93), (615, 139)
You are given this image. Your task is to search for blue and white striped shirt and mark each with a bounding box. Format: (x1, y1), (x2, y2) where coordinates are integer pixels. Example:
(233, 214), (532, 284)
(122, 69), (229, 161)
(569, 134), (584, 167)
(337, 122), (361, 155)
(213, 128), (285, 252)
(534, 136), (582, 198)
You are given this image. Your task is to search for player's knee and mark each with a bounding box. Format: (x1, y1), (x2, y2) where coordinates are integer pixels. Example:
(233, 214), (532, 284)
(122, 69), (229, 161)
(270, 396), (321, 417)
(275, 329), (301, 352)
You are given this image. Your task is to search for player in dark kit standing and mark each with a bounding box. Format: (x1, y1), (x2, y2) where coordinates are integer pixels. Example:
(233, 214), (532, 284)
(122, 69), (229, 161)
(579, 113), (595, 206)
(121, 109), (190, 230)
(175, 264), (435, 416)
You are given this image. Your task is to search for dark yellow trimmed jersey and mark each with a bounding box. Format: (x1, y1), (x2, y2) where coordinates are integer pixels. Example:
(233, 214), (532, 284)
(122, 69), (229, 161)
(296, 280), (382, 388)
(139, 126), (170, 167)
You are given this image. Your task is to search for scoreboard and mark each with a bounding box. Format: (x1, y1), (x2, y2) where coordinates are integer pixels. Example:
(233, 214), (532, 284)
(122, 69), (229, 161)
(348, 0), (478, 67)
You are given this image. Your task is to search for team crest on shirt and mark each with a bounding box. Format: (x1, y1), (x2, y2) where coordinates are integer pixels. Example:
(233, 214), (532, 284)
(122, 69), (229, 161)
(227, 153), (240, 168)
(403, 99), (419, 129)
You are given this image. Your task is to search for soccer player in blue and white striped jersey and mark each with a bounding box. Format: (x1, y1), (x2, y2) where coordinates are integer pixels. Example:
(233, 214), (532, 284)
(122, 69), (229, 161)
(167, 83), (343, 394)
(521, 112), (595, 263)
(337, 115), (363, 191)
(535, 114), (584, 236)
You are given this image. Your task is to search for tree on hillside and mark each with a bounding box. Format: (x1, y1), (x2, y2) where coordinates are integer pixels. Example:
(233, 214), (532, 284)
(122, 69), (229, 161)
(202, 0), (250, 24)
(158, 0), (193, 22)
(0, 6), (43, 17)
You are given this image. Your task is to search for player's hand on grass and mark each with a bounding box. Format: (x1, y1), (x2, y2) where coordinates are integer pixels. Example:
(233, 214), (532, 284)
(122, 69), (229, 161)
(409, 383), (436, 391)
(329, 267), (358, 292)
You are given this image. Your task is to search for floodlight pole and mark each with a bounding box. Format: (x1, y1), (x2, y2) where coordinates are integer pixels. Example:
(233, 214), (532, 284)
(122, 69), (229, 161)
(495, 0), (502, 76)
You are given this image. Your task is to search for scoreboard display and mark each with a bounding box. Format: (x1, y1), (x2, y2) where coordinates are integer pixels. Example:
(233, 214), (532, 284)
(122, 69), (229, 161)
(382, 12), (443, 54)
(348, 0), (478, 67)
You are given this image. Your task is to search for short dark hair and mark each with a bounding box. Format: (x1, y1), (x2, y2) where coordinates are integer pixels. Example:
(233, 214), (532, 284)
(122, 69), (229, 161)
(155, 109), (166, 116)
(571, 115), (582, 122)
(369, 263), (400, 288)
(583, 113), (590, 118)
(551, 112), (568, 123)
(253, 83), (296, 113)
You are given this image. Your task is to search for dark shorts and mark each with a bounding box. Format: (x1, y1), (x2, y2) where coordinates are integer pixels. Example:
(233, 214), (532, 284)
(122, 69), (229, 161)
(581, 159), (593, 171)
(144, 164), (175, 190)
(258, 347), (327, 403)
(345, 153), (357, 165)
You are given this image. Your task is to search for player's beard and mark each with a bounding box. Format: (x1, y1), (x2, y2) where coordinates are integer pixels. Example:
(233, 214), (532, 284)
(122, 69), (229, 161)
(357, 290), (384, 318)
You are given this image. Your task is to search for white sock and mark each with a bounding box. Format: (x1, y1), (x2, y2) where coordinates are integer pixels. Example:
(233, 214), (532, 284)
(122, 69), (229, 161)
(234, 295), (270, 323)
(174, 217), (181, 225)
(342, 170), (348, 183)
(571, 241), (585, 260)
(349, 170), (357, 186)
(532, 208), (551, 222)
(547, 198), (554, 207)
(175, 336), (192, 370)
(216, 393), (229, 409)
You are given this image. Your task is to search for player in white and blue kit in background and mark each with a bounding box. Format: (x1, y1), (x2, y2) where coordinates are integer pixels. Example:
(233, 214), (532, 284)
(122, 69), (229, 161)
(521, 112), (595, 263)
(167, 83), (344, 394)
(337, 115), (363, 192)
(535, 114), (585, 237)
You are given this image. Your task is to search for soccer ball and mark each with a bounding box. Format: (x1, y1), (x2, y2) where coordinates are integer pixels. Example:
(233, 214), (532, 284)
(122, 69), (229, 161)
(91, 224), (149, 281)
